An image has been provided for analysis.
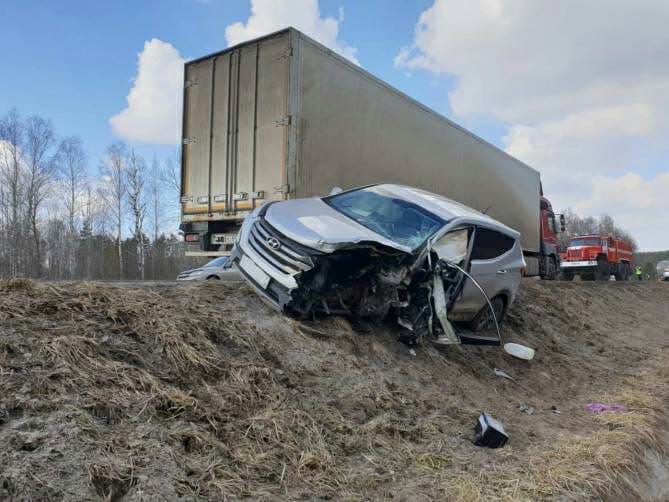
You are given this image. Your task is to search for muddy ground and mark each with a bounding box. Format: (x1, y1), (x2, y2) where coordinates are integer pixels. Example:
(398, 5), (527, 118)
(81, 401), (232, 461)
(0, 278), (668, 501)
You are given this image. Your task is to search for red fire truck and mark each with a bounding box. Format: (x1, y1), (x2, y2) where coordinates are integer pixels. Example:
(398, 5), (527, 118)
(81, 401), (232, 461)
(560, 234), (633, 281)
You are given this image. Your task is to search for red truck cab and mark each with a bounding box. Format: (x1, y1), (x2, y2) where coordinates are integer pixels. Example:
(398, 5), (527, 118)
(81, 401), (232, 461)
(538, 195), (563, 280)
(560, 234), (633, 281)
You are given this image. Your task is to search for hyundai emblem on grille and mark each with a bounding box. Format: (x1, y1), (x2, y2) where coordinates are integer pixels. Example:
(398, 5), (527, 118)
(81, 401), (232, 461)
(266, 237), (281, 250)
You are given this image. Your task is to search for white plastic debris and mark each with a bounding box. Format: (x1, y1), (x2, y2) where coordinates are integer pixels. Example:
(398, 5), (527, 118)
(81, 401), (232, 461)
(504, 343), (535, 360)
(493, 368), (514, 381)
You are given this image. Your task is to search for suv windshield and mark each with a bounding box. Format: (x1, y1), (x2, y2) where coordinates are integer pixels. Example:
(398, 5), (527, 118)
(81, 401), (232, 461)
(325, 186), (445, 249)
(570, 238), (600, 247)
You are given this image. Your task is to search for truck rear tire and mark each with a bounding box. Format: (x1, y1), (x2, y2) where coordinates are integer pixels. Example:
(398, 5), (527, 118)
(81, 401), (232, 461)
(614, 263), (629, 281)
(595, 260), (611, 281)
(544, 256), (558, 280)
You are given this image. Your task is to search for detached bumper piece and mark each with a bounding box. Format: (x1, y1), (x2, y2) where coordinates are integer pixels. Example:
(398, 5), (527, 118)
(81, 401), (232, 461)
(474, 413), (508, 448)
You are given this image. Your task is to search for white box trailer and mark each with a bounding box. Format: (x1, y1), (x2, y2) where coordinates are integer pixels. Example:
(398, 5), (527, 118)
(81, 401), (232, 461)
(180, 28), (559, 276)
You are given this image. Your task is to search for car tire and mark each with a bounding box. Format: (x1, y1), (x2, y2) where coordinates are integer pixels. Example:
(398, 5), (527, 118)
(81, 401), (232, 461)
(470, 296), (506, 332)
(206, 275), (220, 281)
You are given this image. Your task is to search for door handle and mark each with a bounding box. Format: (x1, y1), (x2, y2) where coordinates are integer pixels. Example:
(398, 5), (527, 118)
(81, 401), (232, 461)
(497, 269), (508, 275)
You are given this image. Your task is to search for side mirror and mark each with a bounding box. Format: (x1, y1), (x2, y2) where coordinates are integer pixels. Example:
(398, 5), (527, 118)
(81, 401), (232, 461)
(559, 214), (566, 232)
(329, 186), (343, 196)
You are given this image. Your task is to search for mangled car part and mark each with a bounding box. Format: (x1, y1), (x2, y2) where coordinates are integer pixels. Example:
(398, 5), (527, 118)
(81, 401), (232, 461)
(232, 184), (525, 347)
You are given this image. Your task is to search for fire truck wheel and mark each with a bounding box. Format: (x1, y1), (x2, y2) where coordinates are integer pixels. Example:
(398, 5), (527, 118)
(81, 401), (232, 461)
(561, 270), (574, 281)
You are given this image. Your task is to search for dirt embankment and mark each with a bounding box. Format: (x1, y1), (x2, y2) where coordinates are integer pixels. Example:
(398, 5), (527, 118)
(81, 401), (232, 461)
(0, 279), (668, 500)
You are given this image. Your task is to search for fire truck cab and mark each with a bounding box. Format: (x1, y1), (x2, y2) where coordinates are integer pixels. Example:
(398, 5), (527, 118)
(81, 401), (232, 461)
(560, 234), (633, 281)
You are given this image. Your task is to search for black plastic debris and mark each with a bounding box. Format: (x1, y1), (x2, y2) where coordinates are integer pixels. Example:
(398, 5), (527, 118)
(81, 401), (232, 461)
(474, 413), (508, 448)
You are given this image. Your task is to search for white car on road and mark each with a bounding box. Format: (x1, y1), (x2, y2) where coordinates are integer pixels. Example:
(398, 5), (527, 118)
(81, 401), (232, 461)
(177, 257), (242, 282)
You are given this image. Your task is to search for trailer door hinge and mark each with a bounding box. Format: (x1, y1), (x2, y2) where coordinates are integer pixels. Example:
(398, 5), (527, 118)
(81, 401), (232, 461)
(180, 196), (193, 203)
(184, 79), (199, 89)
(250, 191), (265, 200)
(274, 116), (292, 127)
(232, 192), (248, 201)
(212, 194), (227, 203)
(182, 137), (197, 145)
(273, 184), (290, 194)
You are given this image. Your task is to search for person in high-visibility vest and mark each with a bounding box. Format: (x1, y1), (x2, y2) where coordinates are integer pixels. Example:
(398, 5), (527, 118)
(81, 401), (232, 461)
(634, 266), (643, 281)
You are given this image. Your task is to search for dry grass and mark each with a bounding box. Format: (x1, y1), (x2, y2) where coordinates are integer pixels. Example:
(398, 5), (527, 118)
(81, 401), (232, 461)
(0, 278), (668, 500)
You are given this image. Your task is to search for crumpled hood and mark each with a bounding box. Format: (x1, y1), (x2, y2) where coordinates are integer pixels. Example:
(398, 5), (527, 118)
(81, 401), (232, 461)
(264, 197), (412, 254)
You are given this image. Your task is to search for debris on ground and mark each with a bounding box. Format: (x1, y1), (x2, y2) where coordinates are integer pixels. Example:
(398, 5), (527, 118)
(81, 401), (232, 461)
(474, 413), (508, 448)
(518, 404), (535, 415)
(503, 342), (536, 360)
(493, 368), (515, 381)
(585, 402), (629, 414)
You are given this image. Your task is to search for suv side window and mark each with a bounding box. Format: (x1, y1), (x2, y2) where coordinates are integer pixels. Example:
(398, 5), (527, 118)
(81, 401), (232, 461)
(471, 227), (516, 260)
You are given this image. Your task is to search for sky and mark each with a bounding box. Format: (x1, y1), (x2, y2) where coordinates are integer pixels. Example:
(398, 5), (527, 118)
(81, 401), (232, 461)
(1, 0), (667, 250)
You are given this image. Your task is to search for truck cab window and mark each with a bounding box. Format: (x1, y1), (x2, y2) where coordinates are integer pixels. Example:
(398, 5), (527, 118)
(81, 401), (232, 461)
(471, 228), (515, 260)
(548, 214), (557, 234)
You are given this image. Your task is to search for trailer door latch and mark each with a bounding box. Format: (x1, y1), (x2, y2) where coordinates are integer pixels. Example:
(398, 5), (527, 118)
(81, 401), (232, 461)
(182, 137), (197, 145)
(274, 116), (292, 127)
(273, 184), (290, 194)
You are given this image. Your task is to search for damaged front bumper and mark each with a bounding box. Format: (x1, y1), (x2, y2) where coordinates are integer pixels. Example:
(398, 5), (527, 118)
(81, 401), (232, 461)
(231, 213), (314, 310)
(232, 213), (421, 320)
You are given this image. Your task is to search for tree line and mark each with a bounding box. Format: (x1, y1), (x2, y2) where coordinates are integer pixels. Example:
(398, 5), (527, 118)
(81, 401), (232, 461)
(558, 209), (638, 251)
(0, 109), (203, 280)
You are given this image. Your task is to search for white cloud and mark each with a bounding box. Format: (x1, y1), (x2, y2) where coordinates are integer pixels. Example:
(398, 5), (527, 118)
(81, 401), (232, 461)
(397, 0), (669, 249)
(225, 0), (358, 64)
(579, 172), (669, 251)
(110, 39), (185, 144)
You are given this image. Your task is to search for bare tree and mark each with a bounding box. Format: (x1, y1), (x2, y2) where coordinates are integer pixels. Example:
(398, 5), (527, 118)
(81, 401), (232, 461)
(163, 153), (182, 222)
(24, 115), (58, 277)
(59, 137), (87, 234)
(0, 109), (25, 276)
(162, 152), (181, 197)
(100, 142), (127, 280)
(58, 136), (87, 277)
(559, 208), (638, 251)
(126, 149), (147, 280)
(149, 156), (161, 244)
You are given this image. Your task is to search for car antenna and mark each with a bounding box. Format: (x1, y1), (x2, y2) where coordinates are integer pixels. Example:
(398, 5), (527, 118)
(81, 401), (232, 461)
(482, 205), (493, 215)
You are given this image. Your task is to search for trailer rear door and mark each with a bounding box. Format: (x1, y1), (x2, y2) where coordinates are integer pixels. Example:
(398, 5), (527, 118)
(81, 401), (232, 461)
(181, 32), (292, 218)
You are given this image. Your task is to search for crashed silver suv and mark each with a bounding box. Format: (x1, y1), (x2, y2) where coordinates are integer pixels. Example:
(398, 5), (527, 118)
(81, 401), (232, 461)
(231, 184), (524, 344)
